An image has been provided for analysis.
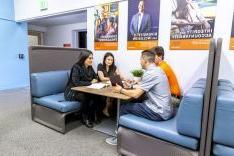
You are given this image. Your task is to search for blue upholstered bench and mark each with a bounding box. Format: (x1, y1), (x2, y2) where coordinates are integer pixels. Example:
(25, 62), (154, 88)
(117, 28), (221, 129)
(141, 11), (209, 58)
(118, 79), (205, 153)
(212, 80), (234, 156)
(30, 70), (81, 133)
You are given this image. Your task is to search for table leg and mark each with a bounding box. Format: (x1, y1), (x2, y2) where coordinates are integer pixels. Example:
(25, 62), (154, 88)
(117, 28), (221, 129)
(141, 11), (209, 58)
(105, 98), (120, 146)
(116, 98), (120, 127)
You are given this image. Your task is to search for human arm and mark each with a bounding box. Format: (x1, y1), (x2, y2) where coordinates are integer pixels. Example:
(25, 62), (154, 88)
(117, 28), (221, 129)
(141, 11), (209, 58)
(129, 15), (135, 35)
(112, 84), (145, 99)
(71, 65), (92, 86)
(189, 2), (210, 29)
(98, 71), (110, 82)
(97, 64), (110, 82)
(171, 18), (189, 25)
(146, 14), (152, 33)
(91, 67), (98, 83)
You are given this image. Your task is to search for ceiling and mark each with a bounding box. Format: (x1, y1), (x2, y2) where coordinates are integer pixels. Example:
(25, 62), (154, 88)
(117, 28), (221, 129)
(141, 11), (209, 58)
(28, 10), (87, 27)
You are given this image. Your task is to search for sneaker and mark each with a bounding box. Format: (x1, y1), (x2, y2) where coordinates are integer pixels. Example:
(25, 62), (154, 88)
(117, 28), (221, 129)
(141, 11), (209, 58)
(105, 137), (117, 146)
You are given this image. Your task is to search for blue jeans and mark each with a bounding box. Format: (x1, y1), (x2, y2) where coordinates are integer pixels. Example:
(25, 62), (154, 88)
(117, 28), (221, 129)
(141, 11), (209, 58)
(120, 102), (163, 121)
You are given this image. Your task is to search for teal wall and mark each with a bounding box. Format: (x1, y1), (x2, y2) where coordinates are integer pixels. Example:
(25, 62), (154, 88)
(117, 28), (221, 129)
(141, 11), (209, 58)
(0, 0), (15, 20)
(0, 0), (29, 90)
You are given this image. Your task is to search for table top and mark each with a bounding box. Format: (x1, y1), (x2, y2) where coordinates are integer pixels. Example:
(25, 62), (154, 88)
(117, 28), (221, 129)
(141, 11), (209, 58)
(72, 86), (131, 100)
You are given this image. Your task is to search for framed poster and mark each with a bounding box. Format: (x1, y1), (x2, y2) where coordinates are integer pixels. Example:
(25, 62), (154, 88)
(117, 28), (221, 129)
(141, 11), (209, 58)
(170, 0), (217, 50)
(94, 2), (118, 50)
(230, 13), (234, 50)
(127, 0), (160, 50)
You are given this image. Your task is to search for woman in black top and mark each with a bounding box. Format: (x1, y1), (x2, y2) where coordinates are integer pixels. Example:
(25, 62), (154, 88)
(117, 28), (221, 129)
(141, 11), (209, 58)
(64, 50), (100, 128)
(97, 52), (121, 81)
(97, 52), (122, 117)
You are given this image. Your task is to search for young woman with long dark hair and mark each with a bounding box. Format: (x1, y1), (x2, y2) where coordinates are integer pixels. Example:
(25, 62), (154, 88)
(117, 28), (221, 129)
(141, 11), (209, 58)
(97, 52), (123, 117)
(64, 50), (100, 128)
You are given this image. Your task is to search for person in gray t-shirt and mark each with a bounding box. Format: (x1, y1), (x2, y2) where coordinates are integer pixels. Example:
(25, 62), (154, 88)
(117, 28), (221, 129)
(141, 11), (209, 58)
(113, 50), (173, 120)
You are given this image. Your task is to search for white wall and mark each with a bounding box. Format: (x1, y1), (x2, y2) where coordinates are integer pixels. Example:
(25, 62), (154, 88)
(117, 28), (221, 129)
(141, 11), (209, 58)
(88, 1), (209, 93)
(28, 24), (47, 32)
(44, 22), (86, 47)
(14, 0), (123, 21)
(14, 0), (234, 93)
(214, 0), (234, 81)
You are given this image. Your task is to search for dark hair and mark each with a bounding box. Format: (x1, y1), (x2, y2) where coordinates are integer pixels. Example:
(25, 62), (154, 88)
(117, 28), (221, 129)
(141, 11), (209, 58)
(103, 52), (116, 69)
(149, 46), (164, 60)
(141, 50), (155, 63)
(77, 50), (93, 66)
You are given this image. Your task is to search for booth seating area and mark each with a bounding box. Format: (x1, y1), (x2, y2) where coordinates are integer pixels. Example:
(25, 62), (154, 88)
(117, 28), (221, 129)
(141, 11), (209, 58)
(212, 79), (234, 156)
(29, 46), (84, 134)
(31, 70), (81, 133)
(118, 78), (206, 156)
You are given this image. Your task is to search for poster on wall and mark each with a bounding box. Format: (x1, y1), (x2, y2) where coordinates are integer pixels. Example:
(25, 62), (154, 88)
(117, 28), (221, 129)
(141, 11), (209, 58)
(170, 0), (217, 50)
(230, 13), (234, 50)
(127, 0), (160, 50)
(94, 2), (118, 50)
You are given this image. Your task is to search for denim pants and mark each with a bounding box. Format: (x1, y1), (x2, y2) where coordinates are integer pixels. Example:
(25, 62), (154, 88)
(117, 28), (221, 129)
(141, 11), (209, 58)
(120, 102), (163, 121)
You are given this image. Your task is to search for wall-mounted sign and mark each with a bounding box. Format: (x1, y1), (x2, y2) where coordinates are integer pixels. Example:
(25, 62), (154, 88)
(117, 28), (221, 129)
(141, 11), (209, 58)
(38, 0), (48, 11)
(230, 12), (234, 50)
(170, 0), (217, 50)
(94, 2), (119, 50)
(127, 0), (161, 50)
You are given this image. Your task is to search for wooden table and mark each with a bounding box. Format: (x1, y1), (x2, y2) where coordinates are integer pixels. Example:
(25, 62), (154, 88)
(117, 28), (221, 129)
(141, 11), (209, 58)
(72, 86), (131, 126)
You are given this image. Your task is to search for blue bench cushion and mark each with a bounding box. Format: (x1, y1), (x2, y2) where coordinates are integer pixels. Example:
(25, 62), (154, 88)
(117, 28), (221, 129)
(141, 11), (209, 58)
(213, 89), (234, 147)
(196, 78), (206, 84)
(218, 79), (232, 86)
(192, 83), (205, 89)
(218, 85), (233, 91)
(119, 114), (198, 150)
(31, 70), (69, 97)
(176, 87), (204, 138)
(218, 79), (234, 90)
(34, 93), (81, 113)
(213, 144), (234, 156)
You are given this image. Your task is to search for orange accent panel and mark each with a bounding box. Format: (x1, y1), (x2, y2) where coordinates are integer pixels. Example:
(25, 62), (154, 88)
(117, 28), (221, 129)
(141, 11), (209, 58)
(127, 40), (158, 50)
(170, 39), (211, 50)
(230, 38), (234, 50)
(94, 42), (118, 50)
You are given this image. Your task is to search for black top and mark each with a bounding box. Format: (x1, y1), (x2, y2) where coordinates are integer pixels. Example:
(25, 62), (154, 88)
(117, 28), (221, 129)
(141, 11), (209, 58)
(97, 63), (117, 78)
(64, 63), (97, 101)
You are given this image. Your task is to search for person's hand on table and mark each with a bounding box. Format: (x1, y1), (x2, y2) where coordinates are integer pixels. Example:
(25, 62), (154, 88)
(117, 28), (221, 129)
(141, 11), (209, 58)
(123, 79), (137, 89)
(123, 81), (131, 88)
(112, 84), (123, 93)
(91, 79), (98, 84)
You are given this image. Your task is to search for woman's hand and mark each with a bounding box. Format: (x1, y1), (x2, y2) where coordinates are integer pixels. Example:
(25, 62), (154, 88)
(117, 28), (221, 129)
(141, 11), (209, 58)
(91, 79), (98, 84)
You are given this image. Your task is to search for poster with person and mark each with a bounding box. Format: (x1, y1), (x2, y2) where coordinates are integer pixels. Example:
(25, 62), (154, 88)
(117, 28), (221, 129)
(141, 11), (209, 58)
(94, 2), (118, 50)
(170, 0), (217, 50)
(230, 13), (234, 50)
(127, 0), (160, 50)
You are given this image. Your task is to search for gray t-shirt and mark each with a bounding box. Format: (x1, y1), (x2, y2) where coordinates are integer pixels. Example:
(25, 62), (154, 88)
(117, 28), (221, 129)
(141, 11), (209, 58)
(139, 64), (173, 120)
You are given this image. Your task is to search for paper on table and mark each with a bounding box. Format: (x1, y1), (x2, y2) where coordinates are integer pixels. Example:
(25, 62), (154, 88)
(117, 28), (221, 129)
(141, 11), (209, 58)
(87, 83), (107, 89)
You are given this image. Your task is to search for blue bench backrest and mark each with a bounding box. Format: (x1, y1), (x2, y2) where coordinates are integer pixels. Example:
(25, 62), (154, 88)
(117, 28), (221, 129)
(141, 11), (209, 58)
(213, 83), (234, 147)
(176, 79), (205, 139)
(31, 70), (70, 97)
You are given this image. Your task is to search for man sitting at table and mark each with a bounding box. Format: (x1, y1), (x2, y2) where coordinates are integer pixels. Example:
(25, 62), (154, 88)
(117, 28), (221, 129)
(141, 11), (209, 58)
(128, 46), (181, 101)
(113, 50), (173, 121)
(150, 46), (181, 106)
